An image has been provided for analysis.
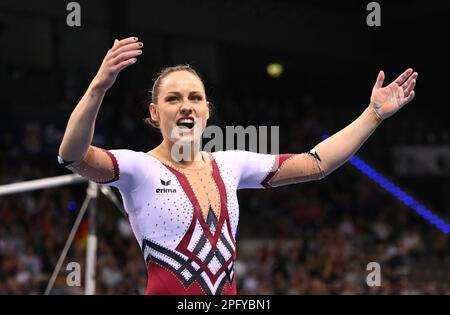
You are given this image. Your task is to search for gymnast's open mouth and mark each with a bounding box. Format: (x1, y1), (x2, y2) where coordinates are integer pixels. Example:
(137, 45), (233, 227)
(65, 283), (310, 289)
(176, 117), (195, 129)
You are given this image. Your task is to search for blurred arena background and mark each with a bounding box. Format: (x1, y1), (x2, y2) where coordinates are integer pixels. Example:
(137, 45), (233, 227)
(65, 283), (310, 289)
(0, 0), (449, 294)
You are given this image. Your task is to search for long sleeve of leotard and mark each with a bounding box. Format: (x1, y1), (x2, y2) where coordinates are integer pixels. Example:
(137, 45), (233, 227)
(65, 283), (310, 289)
(231, 105), (382, 188)
(57, 146), (150, 193)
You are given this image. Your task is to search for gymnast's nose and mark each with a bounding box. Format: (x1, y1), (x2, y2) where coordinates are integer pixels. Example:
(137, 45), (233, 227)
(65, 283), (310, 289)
(180, 104), (193, 116)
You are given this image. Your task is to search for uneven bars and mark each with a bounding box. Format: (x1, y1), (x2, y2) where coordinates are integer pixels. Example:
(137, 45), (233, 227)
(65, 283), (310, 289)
(0, 174), (87, 196)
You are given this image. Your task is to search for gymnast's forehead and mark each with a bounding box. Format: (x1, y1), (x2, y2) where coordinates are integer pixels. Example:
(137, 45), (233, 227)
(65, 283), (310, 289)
(159, 71), (205, 95)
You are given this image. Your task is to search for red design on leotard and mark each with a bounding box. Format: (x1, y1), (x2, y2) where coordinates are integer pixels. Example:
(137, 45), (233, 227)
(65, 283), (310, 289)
(260, 154), (295, 188)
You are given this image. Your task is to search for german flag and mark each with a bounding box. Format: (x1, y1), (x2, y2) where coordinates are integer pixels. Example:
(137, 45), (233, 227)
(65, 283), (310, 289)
(74, 218), (89, 250)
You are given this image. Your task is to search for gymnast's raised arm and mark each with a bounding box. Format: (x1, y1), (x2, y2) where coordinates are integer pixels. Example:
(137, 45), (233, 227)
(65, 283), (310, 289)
(266, 68), (418, 187)
(58, 37), (143, 181)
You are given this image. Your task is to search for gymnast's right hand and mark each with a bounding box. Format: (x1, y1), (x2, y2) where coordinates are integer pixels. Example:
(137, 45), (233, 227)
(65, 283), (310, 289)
(91, 36), (143, 92)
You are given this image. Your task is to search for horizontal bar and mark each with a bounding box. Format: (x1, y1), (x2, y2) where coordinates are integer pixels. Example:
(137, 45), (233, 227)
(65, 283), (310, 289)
(0, 174), (87, 196)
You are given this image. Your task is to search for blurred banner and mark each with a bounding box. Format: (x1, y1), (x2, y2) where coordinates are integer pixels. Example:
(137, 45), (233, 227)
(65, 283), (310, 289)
(393, 146), (450, 176)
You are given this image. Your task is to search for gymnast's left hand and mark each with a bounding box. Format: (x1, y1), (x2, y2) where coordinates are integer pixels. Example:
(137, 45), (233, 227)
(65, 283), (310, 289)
(369, 68), (418, 120)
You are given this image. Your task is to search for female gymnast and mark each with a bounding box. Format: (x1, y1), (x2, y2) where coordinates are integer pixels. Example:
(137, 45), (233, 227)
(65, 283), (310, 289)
(58, 36), (417, 294)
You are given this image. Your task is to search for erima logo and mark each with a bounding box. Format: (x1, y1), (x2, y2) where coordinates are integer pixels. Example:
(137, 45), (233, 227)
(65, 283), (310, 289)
(160, 179), (171, 186)
(156, 179), (176, 193)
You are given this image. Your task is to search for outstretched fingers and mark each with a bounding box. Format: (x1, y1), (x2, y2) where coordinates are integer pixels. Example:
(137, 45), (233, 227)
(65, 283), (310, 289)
(373, 70), (385, 89)
(404, 76), (416, 94)
(403, 90), (416, 105)
(398, 73), (417, 106)
(394, 68), (414, 86)
(401, 72), (418, 91)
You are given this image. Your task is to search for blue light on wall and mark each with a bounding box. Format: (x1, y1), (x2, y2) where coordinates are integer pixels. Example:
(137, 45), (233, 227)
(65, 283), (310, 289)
(321, 134), (449, 234)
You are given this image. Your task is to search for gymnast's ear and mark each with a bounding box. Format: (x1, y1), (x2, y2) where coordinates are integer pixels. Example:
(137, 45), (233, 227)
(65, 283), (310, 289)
(149, 102), (159, 121)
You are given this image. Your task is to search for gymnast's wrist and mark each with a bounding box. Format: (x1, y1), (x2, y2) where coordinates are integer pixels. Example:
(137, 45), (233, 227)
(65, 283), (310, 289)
(89, 79), (109, 95)
(367, 103), (383, 124)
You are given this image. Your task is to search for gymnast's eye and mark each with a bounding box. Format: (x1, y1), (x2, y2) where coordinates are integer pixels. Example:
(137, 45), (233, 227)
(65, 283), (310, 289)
(190, 94), (202, 102)
(166, 96), (179, 103)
